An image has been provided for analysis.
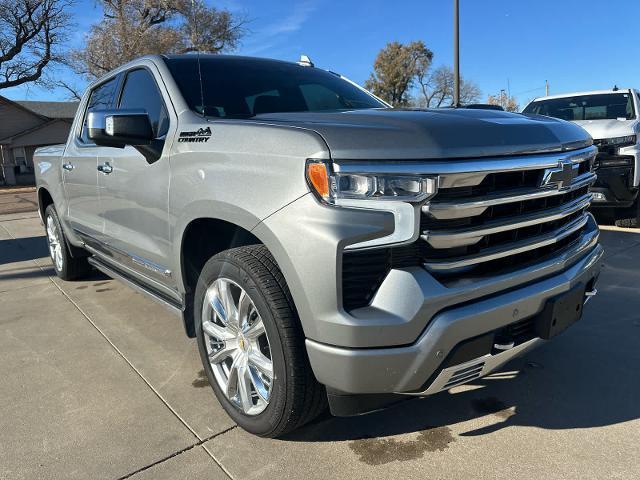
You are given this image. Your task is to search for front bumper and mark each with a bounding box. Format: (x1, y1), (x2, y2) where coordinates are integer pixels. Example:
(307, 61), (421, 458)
(591, 164), (638, 207)
(305, 240), (603, 394)
(591, 145), (639, 208)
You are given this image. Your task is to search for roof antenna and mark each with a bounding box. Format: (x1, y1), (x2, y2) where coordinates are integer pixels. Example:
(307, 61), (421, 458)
(613, 85), (619, 91)
(298, 55), (314, 67)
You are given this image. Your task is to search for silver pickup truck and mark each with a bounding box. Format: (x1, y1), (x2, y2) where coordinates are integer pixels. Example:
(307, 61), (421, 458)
(35, 54), (603, 437)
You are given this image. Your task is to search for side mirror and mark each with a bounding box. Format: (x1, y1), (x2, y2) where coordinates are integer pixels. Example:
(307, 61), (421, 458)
(87, 109), (154, 148)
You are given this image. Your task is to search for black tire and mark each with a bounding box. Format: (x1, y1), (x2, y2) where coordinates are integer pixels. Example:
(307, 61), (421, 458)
(615, 197), (640, 228)
(194, 244), (326, 438)
(44, 205), (91, 280)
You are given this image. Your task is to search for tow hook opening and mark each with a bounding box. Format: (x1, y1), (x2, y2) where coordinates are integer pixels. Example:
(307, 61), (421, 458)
(493, 340), (515, 352)
(584, 277), (598, 304)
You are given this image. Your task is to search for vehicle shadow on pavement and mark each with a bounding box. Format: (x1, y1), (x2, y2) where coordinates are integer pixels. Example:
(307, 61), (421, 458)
(286, 339), (638, 443)
(285, 254), (640, 443)
(0, 236), (49, 265)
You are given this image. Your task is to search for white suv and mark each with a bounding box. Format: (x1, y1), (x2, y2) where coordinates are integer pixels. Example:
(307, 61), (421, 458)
(524, 89), (640, 227)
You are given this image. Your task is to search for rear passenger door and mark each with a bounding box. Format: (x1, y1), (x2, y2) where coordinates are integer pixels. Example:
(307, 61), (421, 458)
(95, 67), (175, 290)
(62, 76), (119, 238)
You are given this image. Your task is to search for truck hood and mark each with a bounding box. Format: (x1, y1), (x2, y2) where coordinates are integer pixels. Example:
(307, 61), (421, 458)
(572, 119), (638, 141)
(251, 108), (592, 160)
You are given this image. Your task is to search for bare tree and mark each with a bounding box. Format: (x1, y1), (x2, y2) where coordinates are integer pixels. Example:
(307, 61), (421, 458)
(0, 0), (73, 90)
(364, 41), (433, 107)
(179, 0), (243, 54)
(72, 0), (245, 79)
(416, 65), (480, 108)
(56, 78), (82, 100)
(487, 92), (519, 112)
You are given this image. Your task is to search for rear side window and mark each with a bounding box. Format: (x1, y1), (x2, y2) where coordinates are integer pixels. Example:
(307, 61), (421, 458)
(81, 76), (118, 142)
(118, 69), (169, 138)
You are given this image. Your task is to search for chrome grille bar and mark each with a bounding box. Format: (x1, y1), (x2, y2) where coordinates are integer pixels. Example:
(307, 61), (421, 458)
(423, 193), (592, 249)
(423, 172), (596, 220)
(332, 146), (597, 182)
(423, 214), (590, 272)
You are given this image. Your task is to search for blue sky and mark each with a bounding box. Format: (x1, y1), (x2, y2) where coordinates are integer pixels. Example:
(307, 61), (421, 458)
(4, 0), (640, 109)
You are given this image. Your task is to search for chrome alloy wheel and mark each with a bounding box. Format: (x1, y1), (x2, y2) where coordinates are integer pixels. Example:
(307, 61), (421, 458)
(202, 278), (274, 416)
(46, 215), (63, 271)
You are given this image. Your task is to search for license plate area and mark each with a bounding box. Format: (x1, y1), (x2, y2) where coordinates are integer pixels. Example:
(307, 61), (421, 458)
(535, 284), (586, 340)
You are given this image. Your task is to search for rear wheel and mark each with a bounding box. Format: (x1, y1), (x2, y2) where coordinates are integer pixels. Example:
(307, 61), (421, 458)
(44, 205), (90, 280)
(194, 245), (326, 437)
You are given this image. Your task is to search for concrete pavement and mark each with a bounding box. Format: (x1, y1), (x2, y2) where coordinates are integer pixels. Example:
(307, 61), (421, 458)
(0, 188), (38, 216)
(1, 212), (639, 479)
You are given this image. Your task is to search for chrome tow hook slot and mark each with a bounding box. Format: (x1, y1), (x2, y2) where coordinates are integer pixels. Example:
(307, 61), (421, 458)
(493, 341), (515, 352)
(584, 288), (598, 304)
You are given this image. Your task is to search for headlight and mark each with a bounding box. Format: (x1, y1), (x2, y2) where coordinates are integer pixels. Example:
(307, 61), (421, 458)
(598, 135), (637, 147)
(306, 160), (438, 204)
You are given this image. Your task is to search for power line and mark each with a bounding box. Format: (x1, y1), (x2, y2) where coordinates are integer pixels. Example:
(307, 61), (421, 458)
(512, 86), (547, 96)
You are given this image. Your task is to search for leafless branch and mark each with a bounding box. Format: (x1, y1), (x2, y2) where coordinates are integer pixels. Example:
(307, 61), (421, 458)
(0, 0), (73, 90)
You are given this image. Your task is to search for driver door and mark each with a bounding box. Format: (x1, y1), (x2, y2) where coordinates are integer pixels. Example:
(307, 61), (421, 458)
(95, 67), (174, 289)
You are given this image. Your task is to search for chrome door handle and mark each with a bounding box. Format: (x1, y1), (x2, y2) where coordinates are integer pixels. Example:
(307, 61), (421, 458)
(97, 162), (113, 174)
(62, 163), (74, 171)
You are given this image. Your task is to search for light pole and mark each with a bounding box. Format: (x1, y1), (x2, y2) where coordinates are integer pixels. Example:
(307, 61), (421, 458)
(453, 0), (460, 107)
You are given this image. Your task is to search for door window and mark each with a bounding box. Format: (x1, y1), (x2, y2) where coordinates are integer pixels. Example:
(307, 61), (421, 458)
(80, 76), (118, 142)
(118, 69), (169, 138)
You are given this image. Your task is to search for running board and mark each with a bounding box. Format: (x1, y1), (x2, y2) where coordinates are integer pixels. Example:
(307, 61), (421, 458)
(87, 256), (184, 317)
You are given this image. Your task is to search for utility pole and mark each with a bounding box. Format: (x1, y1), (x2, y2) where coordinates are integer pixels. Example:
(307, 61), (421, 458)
(191, 0), (197, 50)
(545, 80), (549, 96)
(453, 0), (460, 107)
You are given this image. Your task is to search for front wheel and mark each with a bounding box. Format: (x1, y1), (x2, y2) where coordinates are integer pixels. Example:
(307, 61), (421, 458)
(194, 245), (326, 438)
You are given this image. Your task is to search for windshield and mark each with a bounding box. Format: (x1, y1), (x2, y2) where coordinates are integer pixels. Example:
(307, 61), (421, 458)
(523, 93), (636, 121)
(164, 55), (386, 118)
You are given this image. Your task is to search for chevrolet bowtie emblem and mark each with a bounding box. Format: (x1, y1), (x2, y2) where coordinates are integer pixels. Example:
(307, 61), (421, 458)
(541, 160), (579, 190)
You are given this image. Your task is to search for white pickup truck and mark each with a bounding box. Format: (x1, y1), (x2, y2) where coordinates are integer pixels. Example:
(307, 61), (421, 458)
(524, 89), (640, 226)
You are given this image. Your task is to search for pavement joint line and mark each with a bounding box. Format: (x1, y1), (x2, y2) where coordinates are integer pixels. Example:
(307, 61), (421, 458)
(48, 279), (238, 478)
(201, 435), (238, 480)
(46, 279), (203, 438)
(1, 221), (237, 479)
(115, 426), (238, 480)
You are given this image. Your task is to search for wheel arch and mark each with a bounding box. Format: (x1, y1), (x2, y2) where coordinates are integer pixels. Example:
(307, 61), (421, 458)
(178, 212), (278, 338)
(37, 186), (54, 221)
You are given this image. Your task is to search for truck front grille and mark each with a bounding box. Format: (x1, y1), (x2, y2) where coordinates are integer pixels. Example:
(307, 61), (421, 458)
(341, 147), (598, 311)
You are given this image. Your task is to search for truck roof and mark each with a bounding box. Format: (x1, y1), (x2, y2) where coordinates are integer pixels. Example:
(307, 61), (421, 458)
(87, 54), (305, 93)
(162, 53), (304, 68)
(531, 89), (638, 102)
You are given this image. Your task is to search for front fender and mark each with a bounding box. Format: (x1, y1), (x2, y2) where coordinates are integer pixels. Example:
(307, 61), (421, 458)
(170, 199), (269, 294)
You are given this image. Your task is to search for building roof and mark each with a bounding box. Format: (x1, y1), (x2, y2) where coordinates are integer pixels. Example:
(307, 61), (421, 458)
(0, 118), (71, 145)
(14, 100), (79, 119)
